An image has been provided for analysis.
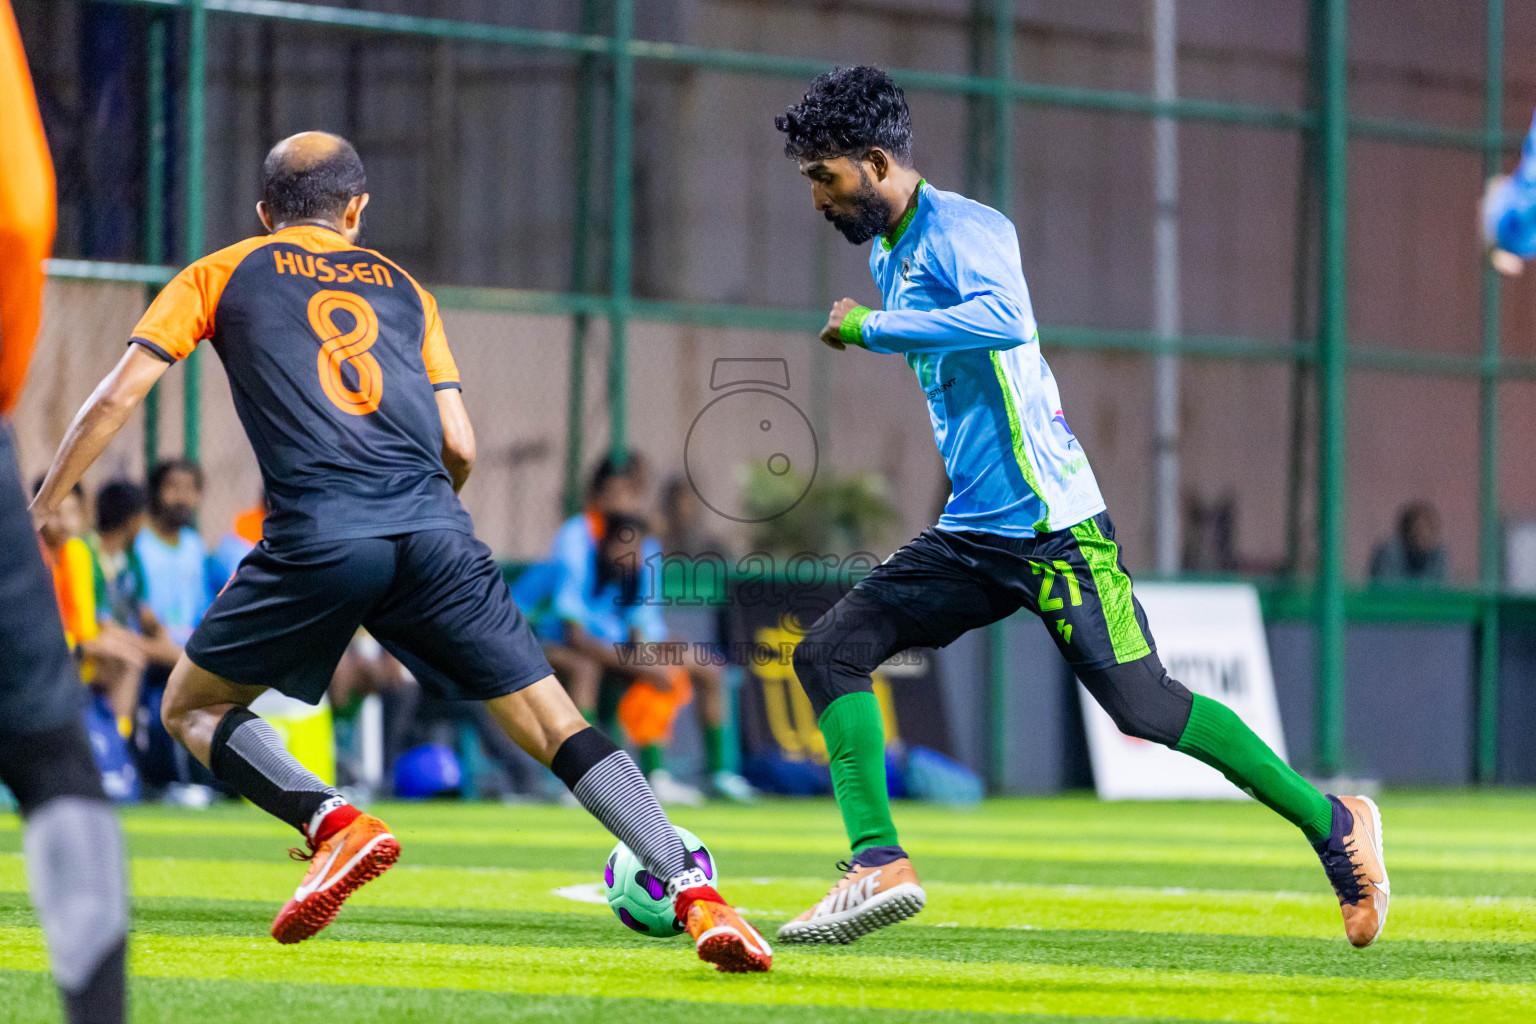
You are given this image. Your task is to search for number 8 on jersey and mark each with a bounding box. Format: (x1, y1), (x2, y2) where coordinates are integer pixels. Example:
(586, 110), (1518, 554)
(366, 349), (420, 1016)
(309, 289), (382, 416)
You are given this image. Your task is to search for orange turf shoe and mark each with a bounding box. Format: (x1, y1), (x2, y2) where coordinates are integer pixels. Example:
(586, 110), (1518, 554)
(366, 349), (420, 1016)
(776, 856), (926, 945)
(1313, 794), (1389, 948)
(673, 883), (773, 973)
(271, 809), (400, 944)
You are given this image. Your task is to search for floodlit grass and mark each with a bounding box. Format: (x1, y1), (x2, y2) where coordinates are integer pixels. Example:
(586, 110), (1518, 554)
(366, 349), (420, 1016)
(0, 792), (1532, 1022)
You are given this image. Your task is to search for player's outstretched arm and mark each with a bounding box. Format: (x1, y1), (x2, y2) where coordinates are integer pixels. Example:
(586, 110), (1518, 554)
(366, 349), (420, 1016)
(435, 386), (475, 493)
(31, 345), (169, 519)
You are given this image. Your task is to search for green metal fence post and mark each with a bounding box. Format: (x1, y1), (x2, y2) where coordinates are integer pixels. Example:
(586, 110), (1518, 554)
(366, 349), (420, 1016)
(563, 0), (602, 515)
(606, 0), (633, 467)
(986, 0), (1014, 791)
(182, 0), (207, 464)
(991, 0), (1013, 215)
(963, 0), (988, 198)
(1477, 0), (1505, 784)
(143, 14), (168, 470)
(1314, 0), (1348, 778)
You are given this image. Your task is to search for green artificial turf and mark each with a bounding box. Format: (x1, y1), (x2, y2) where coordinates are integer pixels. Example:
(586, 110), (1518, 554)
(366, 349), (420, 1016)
(0, 792), (1531, 1022)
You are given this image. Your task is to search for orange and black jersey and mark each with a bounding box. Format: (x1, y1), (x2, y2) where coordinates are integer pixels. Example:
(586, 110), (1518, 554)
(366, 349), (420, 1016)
(131, 224), (472, 545)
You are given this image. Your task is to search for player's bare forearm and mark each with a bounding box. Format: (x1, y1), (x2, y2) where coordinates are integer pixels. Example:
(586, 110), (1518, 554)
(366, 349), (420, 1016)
(32, 345), (169, 519)
(435, 387), (475, 492)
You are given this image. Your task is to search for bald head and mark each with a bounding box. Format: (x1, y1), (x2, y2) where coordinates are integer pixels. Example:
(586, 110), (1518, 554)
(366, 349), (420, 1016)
(260, 131), (367, 226)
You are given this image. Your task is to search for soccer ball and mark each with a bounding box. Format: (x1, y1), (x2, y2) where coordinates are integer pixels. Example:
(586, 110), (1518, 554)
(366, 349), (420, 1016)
(602, 826), (715, 937)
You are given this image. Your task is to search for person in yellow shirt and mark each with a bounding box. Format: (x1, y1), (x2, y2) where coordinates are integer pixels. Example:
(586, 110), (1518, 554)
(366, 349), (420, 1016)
(35, 479), (147, 739)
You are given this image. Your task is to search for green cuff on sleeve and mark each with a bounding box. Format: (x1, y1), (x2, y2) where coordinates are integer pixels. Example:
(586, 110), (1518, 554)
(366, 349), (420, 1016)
(839, 306), (872, 348)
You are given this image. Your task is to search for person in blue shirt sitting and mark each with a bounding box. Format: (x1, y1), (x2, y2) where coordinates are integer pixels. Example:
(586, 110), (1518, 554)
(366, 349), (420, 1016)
(134, 459), (215, 649)
(131, 460), (218, 803)
(518, 460), (754, 805)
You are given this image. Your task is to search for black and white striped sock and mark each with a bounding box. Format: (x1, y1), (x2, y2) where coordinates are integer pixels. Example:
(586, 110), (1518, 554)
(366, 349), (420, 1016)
(210, 707), (345, 834)
(551, 727), (692, 883)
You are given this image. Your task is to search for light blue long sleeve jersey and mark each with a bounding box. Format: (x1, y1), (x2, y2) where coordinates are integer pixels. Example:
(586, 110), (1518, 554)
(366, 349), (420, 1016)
(840, 180), (1105, 538)
(1485, 110), (1536, 257)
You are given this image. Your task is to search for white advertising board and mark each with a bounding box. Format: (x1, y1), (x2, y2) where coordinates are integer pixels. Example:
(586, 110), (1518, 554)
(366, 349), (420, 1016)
(1079, 582), (1288, 801)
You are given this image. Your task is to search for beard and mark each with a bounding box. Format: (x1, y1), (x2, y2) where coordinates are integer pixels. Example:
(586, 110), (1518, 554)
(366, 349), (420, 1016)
(158, 503), (197, 531)
(825, 169), (895, 245)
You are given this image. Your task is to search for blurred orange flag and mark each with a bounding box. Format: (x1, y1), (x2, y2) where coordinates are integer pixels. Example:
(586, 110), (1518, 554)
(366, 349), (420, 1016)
(0, 0), (57, 416)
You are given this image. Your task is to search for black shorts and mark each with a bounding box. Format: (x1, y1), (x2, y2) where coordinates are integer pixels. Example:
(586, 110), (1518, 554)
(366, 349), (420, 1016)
(0, 426), (83, 735)
(848, 511), (1154, 672)
(187, 529), (552, 704)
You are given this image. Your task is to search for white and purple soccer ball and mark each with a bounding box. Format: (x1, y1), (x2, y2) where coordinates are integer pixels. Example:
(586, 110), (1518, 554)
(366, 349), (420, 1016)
(602, 826), (715, 938)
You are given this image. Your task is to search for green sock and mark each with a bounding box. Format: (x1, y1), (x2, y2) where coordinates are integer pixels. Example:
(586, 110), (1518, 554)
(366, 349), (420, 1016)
(703, 724), (726, 775)
(579, 707), (596, 725)
(819, 692), (900, 854)
(638, 744), (662, 776)
(1175, 694), (1333, 843)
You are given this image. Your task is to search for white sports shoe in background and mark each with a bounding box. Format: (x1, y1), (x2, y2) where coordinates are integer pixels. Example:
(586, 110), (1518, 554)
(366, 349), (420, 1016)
(709, 770), (758, 803)
(647, 768), (704, 806)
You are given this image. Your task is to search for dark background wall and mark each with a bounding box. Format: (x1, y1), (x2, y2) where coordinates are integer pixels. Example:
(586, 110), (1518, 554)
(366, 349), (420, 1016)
(12, 3), (1536, 788)
(17, 0), (1536, 585)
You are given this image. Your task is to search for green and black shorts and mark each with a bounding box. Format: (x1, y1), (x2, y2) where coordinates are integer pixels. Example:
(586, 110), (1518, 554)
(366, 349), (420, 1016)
(794, 511), (1194, 745)
(846, 511), (1153, 672)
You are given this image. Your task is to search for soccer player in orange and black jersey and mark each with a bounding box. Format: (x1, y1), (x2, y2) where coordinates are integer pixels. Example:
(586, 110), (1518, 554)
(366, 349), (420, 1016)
(32, 131), (772, 972)
(0, 2), (129, 1020)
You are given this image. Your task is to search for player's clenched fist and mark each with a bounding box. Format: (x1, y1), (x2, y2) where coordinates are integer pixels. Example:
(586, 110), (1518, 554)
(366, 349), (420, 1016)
(820, 297), (863, 349)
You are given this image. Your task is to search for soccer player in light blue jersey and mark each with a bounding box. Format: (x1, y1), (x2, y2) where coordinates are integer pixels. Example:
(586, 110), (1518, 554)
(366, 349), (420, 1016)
(773, 66), (1388, 949)
(1483, 108), (1536, 275)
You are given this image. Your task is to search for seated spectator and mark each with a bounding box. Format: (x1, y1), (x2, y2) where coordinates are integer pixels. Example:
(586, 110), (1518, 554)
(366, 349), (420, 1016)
(522, 498), (754, 805)
(131, 460), (219, 803)
(209, 491), (266, 586)
(1370, 502), (1446, 584)
(33, 479), (147, 739)
(135, 459), (214, 646)
(88, 478), (182, 668)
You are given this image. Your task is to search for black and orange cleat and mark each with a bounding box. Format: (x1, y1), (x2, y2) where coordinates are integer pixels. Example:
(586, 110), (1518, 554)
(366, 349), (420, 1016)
(271, 807), (399, 944)
(671, 877), (772, 973)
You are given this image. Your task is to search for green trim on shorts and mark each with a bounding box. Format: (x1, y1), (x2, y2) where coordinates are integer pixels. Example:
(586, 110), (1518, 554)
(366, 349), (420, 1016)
(1069, 517), (1151, 664)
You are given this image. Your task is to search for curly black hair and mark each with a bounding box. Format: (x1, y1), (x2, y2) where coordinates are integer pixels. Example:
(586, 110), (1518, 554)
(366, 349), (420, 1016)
(774, 66), (913, 164)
